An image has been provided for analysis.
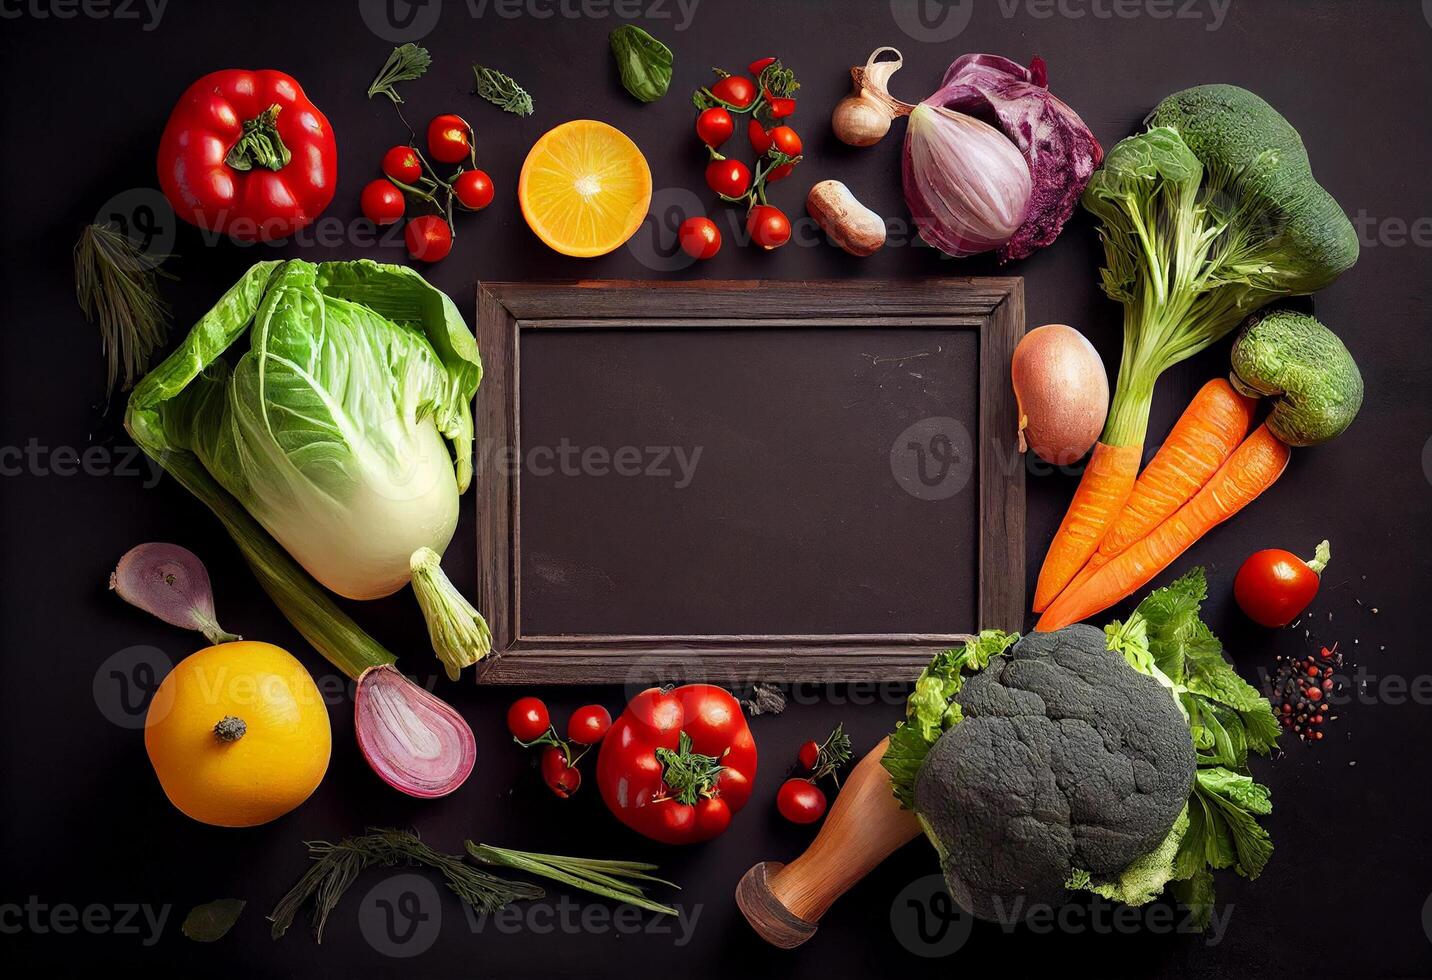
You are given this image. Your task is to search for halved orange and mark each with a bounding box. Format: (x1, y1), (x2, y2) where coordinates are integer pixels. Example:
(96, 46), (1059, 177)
(518, 120), (652, 258)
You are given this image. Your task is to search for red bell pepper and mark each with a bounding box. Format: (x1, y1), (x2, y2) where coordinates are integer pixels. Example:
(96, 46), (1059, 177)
(596, 685), (757, 844)
(157, 69), (337, 242)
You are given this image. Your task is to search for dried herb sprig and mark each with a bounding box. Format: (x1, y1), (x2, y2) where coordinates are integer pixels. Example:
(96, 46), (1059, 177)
(368, 43), (432, 104)
(471, 64), (534, 116)
(269, 829), (543, 942)
(466, 843), (679, 916)
(73, 222), (172, 398)
(810, 722), (853, 787)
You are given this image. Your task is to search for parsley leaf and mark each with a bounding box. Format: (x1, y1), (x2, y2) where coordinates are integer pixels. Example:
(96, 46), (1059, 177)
(368, 43), (431, 104)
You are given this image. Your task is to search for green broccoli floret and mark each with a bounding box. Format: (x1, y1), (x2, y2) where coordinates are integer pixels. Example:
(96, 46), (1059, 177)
(1081, 84), (1358, 448)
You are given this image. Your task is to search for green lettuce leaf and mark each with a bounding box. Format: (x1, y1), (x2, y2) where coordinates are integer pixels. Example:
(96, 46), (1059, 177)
(1070, 807), (1188, 907)
(881, 630), (1017, 809)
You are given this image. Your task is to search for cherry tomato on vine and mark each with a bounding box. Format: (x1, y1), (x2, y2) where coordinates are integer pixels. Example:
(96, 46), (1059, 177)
(1234, 542), (1329, 627)
(706, 158), (752, 199)
(747, 205), (791, 249)
(360, 179), (405, 225)
(405, 214), (453, 262)
(453, 169), (495, 210)
(710, 75), (756, 109)
(381, 145), (422, 185)
(427, 114), (472, 164)
(766, 95), (797, 118)
(796, 739), (820, 771)
(696, 107), (734, 148)
(678, 216), (722, 260)
(748, 119), (772, 155)
(748, 56), (776, 76)
(540, 746), (581, 798)
(768, 125), (802, 157)
(776, 778), (827, 824)
(568, 704), (613, 745)
(766, 163), (795, 184)
(507, 696), (551, 743)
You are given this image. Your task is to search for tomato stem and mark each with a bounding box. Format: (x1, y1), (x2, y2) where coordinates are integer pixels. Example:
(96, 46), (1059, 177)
(225, 104), (291, 173)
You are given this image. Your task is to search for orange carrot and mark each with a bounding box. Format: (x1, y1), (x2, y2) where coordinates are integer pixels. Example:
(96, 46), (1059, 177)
(1032, 442), (1143, 612)
(1060, 380), (1256, 598)
(1036, 423), (1291, 632)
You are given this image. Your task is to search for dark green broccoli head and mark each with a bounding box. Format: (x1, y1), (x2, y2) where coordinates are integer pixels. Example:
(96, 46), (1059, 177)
(913, 625), (1195, 921)
(1147, 84), (1359, 294)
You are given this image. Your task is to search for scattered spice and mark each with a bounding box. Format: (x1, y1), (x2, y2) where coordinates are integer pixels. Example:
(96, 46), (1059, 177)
(1270, 644), (1347, 743)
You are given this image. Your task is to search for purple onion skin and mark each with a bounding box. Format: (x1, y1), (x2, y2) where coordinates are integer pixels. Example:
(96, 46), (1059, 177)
(925, 54), (1104, 262)
(110, 543), (239, 645)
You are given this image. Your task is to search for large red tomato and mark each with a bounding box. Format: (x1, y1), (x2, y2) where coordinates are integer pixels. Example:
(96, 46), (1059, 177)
(158, 69), (337, 242)
(596, 685), (757, 845)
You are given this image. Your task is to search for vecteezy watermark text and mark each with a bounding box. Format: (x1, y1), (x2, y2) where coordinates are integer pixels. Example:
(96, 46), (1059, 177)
(481, 439), (703, 489)
(889, 0), (1230, 43)
(359, 0), (700, 43)
(0, 0), (167, 30)
(0, 897), (170, 947)
(0, 440), (163, 487)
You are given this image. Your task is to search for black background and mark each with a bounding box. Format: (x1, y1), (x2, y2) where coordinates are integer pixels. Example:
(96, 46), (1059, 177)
(3, 0), (1430, 976)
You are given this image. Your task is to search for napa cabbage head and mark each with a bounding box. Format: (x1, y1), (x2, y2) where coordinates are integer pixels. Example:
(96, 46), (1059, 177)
(127, 259), (481, 600)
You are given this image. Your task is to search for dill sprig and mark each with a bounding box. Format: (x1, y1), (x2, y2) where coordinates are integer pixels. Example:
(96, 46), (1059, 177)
(269, 829), (543, 942)
(73, 222), (172, 398)
(368, 43), (432, 104)
(471, 64), (534, 116)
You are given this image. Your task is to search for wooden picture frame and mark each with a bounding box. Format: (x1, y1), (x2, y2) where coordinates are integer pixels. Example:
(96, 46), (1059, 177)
(474, 279), (1025, 684)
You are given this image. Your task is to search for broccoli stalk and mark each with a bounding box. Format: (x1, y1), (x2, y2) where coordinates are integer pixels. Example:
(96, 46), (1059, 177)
(1085, 85), (1359, 447)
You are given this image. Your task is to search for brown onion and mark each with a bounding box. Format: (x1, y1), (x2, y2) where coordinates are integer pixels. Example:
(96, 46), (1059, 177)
(1011, 324), (1108, 465)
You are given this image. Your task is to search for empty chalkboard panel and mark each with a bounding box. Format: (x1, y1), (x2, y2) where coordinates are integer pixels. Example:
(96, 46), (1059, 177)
(475, 280), (1024, 684)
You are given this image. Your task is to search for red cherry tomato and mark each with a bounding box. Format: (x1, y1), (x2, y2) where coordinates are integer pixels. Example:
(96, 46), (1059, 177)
(427, 114), (472, 165)
(540, 745), (581, 798)
(777, 778), (827, 824)
(705, 159), (751, 199)
(796, 739), (820, 771)
(1234, 543), (1328, 627)
(765, 163), (794, 184)
(568, 704), (613, 745)
(746, 205), (791, 249)
(766, 95), (797, 118)
(360, 179), (405, 225)
(453, 169), (495, 210)
(710, 75), (756, 109)
(507, 696), (551, 743)
(381, 145), (422, 185)
(405, 214), (453, 262)
(678, 216), (722, 260)
(747, 119), (772, 155)
(695, 107), (734, 148)
(748, 56), (776, 76)
(768, 125), (802, 157)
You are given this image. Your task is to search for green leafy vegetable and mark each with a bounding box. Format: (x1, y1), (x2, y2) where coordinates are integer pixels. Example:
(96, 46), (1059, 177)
(881, 629), (1017, 808)
(609, 25), (672, 103)
(1068, 807), (1189, 907)
(367, 43), (432, 104)
(182, 899), (245, 942)
(74, 223), (173, 398)
(471, 64), (534, 116)
(1082, 566), (1279, 926)
(125, 259), (482, 679)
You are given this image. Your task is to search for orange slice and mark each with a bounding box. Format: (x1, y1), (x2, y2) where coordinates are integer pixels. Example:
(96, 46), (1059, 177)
(518, 120), (652, 258)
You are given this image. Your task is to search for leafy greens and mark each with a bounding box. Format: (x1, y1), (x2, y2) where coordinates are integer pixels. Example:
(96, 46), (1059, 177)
(884, 568), (1279, 929)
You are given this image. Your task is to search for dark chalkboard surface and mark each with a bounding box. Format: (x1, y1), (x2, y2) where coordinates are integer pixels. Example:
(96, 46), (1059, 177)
(474, 280), (1025, 683)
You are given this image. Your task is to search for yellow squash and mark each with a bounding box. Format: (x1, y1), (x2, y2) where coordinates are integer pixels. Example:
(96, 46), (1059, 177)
(145, 641), (331, 828)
